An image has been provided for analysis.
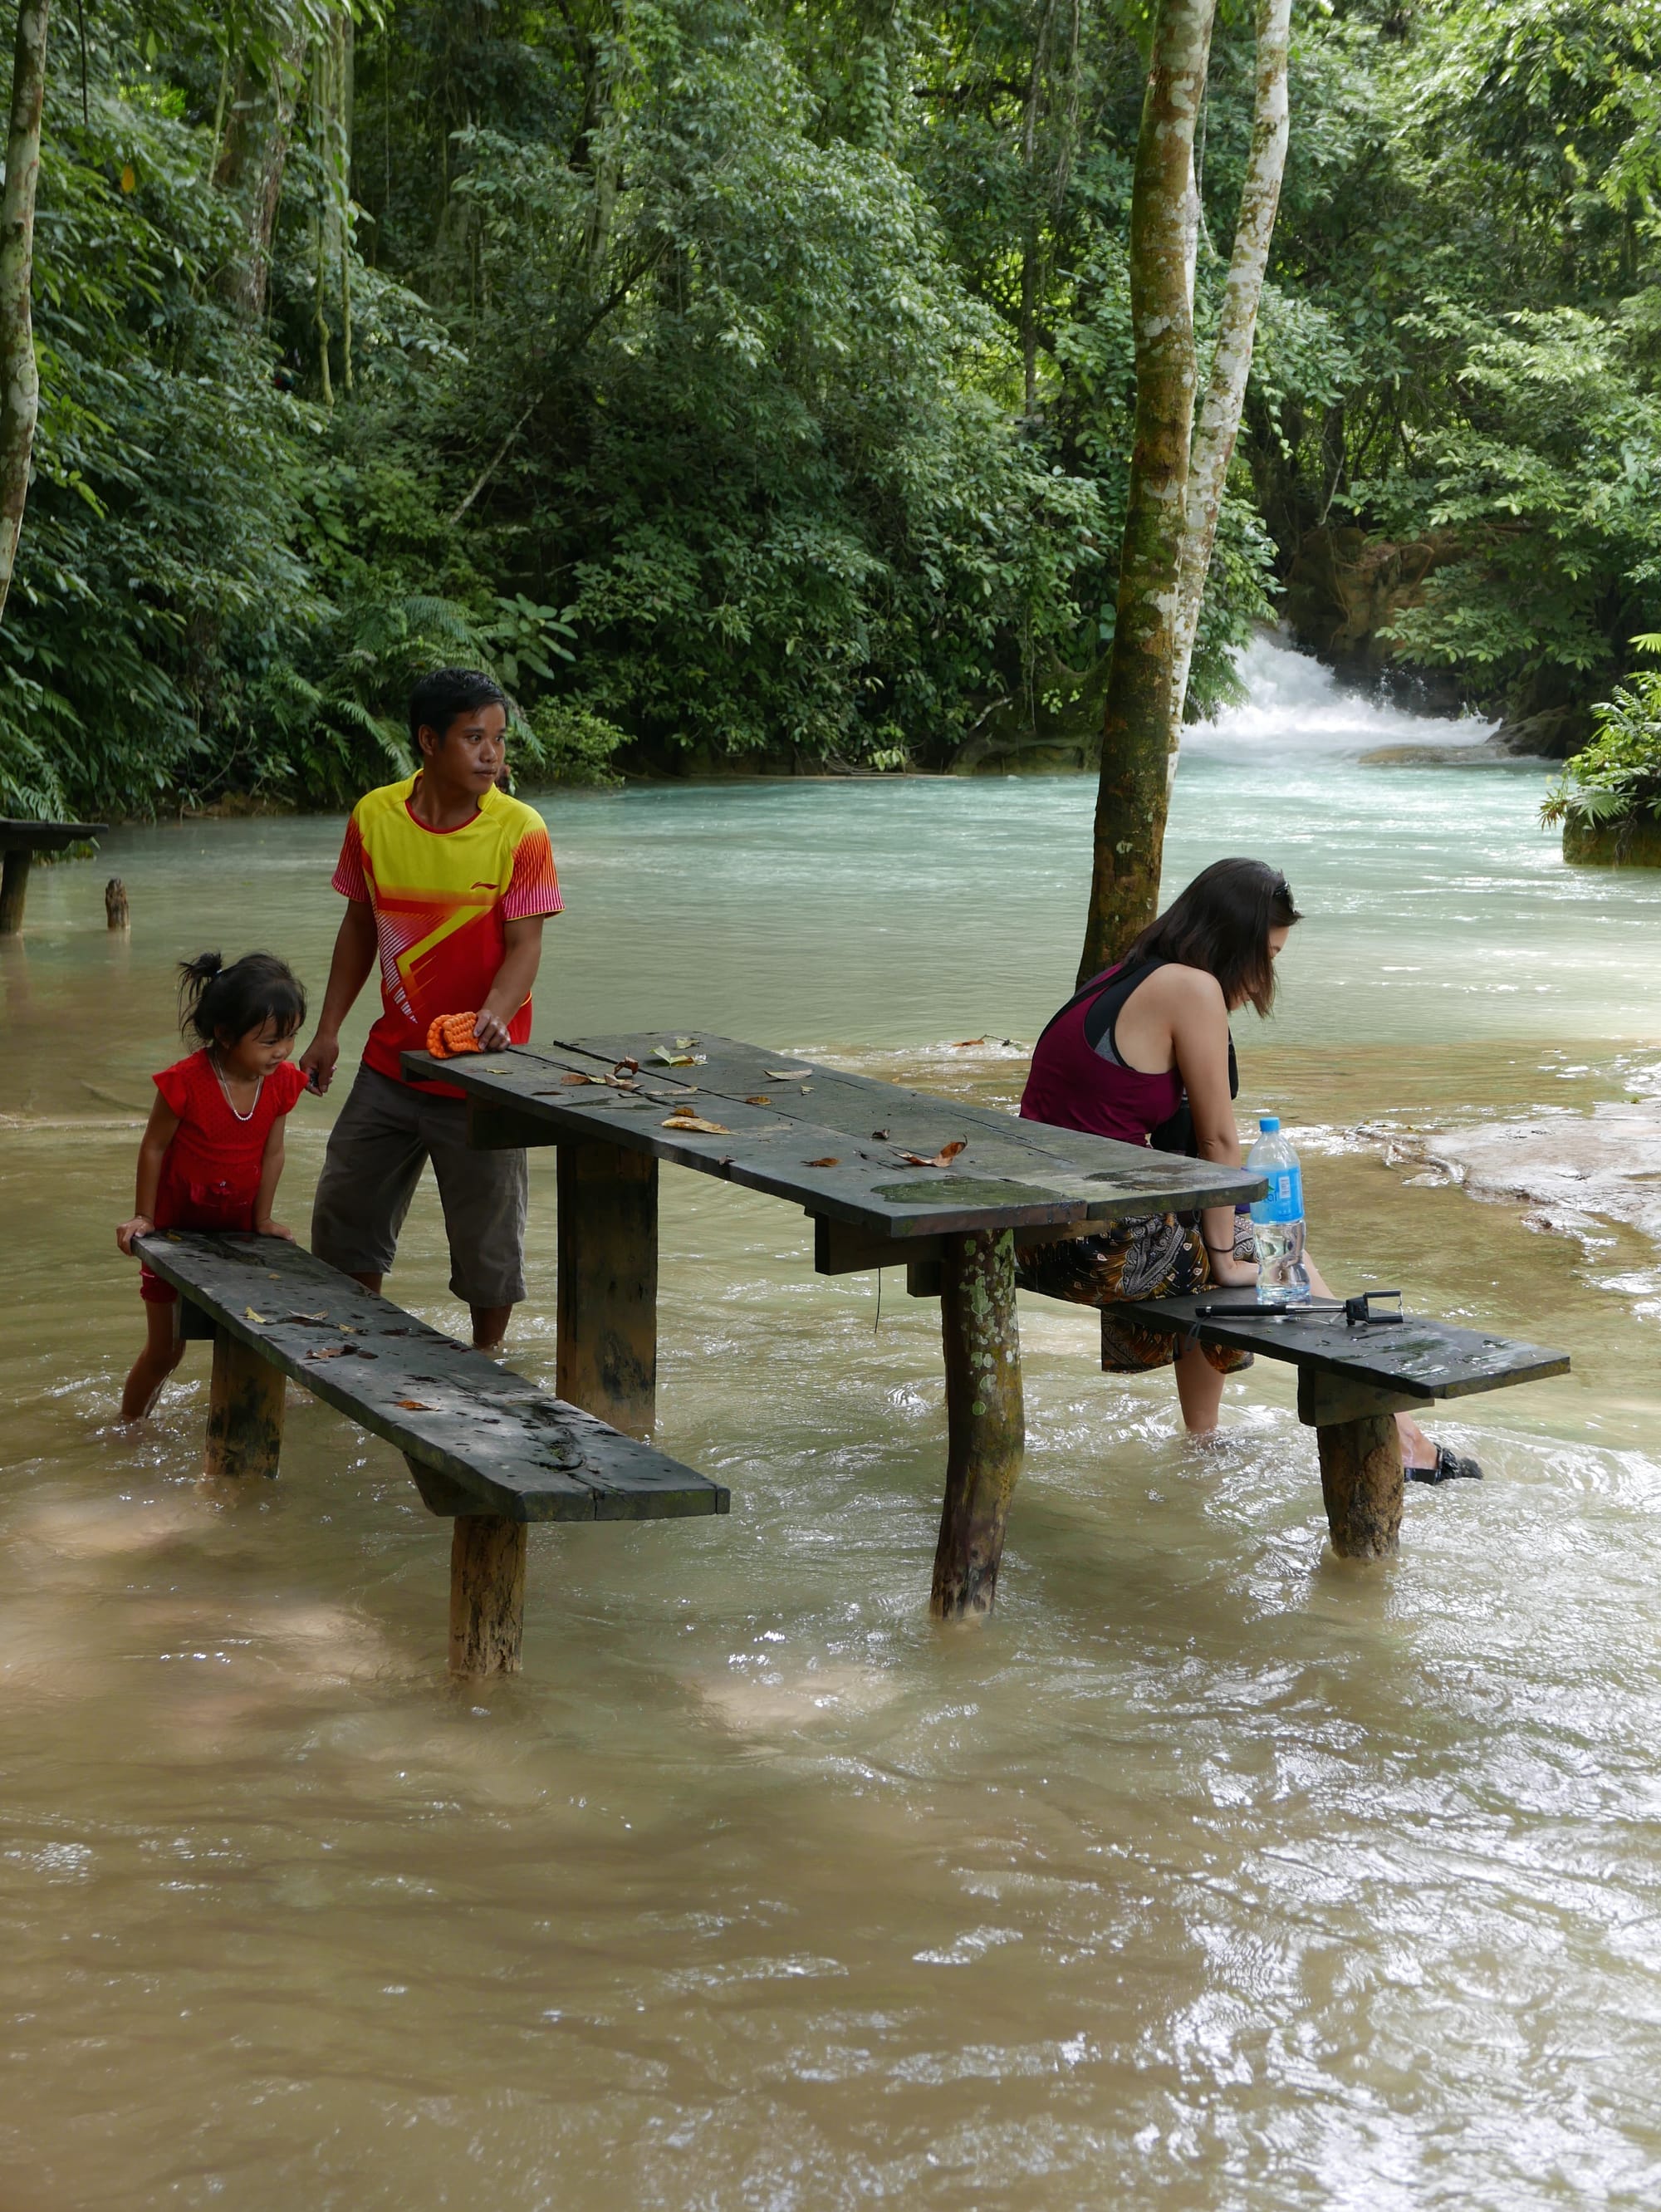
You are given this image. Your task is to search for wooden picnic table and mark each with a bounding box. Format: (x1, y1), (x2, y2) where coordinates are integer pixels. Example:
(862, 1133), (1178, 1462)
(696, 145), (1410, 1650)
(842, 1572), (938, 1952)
(402, 1028), (1262, 1616)
(0, 818), (109, 934)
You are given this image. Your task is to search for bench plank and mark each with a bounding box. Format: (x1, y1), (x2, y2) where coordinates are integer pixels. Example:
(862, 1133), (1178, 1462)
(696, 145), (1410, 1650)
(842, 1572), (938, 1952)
(135, 1230), (728, 1523)
(1115, 1291), (1570, 1404)
(0, 817), (108, 851)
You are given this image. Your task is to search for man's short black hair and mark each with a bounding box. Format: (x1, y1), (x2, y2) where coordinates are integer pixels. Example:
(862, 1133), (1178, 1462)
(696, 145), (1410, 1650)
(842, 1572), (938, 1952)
(409, 666), (508, 753)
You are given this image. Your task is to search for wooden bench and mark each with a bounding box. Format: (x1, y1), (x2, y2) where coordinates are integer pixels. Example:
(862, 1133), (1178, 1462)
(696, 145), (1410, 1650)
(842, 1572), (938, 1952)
(135, 1229), (728, 1675)
(0, 818), (108, 934)
(401, 1029), (1262, 1619)
(1115, 1292), (1570, 1557)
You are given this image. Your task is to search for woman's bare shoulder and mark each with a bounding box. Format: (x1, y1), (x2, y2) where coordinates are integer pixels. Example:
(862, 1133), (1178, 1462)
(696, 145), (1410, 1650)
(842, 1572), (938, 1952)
(1140, 961), (1226, 1012)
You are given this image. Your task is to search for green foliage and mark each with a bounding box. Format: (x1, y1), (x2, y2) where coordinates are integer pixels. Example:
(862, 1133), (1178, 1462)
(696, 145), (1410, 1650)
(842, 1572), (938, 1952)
(523, 699), (628, 786)
(1541, 638), (1661, 826)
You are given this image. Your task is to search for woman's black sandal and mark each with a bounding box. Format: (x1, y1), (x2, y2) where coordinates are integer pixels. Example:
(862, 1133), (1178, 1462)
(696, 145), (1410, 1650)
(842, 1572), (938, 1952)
(1405, 1443), (1483, 1485)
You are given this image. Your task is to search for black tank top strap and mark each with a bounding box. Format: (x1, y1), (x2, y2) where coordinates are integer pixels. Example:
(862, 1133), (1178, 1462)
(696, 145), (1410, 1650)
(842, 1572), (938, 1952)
(1031, 956), (1237, 1098)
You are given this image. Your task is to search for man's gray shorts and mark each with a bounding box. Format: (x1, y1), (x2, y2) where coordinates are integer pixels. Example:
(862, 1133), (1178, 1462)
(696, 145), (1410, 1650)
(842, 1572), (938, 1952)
(311, 1064), (527, 1307)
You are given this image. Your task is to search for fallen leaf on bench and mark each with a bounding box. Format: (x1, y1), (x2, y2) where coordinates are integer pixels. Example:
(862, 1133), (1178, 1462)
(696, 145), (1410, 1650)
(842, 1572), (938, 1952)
(767, 1067), (812, 1079)
(613, 1057), (640, 1076)
(558, 1072), (594, 1085)
(745, 1095), (772, 1105)
(397, 1398), (432, 1411)
(894, 1140), (967, 1169)
(872, 1128), (889, 1140)
(673, 1035), (699, 1049)
(806, 1156), (840, 1168)
(663, 1114), (730, 1135)
(244, 1306), (267, 1322)
(306, 1345), (345, 1361)
(284, 1310), (328, 1323)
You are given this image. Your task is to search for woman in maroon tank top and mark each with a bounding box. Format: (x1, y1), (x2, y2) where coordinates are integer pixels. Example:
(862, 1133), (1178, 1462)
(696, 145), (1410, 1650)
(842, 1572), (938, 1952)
(1017, 858), (1459, 1474)
(1017, 859), (1294, 1437)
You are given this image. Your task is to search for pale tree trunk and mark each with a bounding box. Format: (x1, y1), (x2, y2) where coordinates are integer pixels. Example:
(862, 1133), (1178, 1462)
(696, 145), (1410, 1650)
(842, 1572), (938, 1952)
(1077, 0), (1215, 981)
(215, 22), (309, 322)
(1170, 0), (1292, 714)
(0, 0), (48, 628)
(1077, 0), (1292, 979)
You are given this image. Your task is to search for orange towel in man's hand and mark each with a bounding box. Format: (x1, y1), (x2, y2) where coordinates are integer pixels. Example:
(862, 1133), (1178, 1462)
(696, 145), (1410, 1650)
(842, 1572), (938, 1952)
(426, 1012), (483, 1060)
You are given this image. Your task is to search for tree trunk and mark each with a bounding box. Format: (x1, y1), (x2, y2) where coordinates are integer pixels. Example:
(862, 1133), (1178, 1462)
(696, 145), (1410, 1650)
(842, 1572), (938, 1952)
(214, 25), (309, 323)
(1077, 0), (1216, 981)
(1170, 0), (1293, 710)
(1077, 0), (1292, 982)
(0, 0), (49, 629)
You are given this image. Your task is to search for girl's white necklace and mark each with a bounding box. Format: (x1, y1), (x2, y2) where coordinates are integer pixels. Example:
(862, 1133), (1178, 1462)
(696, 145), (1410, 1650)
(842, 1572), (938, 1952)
(208, 1050), (262, 1123)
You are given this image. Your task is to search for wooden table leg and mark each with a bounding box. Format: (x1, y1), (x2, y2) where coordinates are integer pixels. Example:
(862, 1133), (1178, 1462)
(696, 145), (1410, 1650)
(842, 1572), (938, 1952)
(931, 1229), (1024, 1618)
(0, 849), (31, 935)
(1315, 1414), (1404, 1559)
(556, 1139), (658, 1438)
(448, 1515), (527, 1676)
(204, 1327), (286, 1480)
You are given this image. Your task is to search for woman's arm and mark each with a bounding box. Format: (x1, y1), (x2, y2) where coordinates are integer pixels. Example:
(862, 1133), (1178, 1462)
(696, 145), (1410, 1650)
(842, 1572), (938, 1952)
(117, 1096), (181, 1253)
(253, 1119), (292, 1238)
(1168, 971), (1257, 1287)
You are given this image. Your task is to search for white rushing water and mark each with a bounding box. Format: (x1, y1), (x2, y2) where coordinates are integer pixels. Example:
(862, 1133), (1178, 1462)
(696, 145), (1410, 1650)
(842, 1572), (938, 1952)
(1185, 630), (1497, 758)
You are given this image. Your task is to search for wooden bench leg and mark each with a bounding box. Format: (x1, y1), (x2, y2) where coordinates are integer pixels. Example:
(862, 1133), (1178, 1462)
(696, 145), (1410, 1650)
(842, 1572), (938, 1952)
(204, 1327), (286, 1480)
(449, 1516), (527, 1676)
(1315, 1414), (1404, 1559)
(0, 849), (31, 935)
(557, 1139), (658, 1439)
(931, 1229), (1024, 1619)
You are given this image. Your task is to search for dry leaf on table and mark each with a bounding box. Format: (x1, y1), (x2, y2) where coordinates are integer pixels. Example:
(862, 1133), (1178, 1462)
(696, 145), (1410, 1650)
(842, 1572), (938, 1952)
(744, 1095), (772, 1106)
(895, 1140), (967, 1169)
(244, 1306), (267, 1322)
(397, 1398), (431, 1412)
(766, 1067), (812, 1079)
(806, 1156), (840, 1168)
(663, 1115), (730, 1135)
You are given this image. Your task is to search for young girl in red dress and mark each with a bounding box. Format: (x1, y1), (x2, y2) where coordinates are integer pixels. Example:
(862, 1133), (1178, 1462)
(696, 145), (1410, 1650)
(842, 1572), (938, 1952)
(116, 952), (310, 1420)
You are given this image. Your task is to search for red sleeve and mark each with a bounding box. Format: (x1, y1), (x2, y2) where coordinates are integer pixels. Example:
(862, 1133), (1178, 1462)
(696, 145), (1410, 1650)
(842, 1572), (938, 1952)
(271, 1062), (309, 1116)
(331, 814), (370, 902)
(502, 823), (563, 921)
(153, 1059), (195, 1119)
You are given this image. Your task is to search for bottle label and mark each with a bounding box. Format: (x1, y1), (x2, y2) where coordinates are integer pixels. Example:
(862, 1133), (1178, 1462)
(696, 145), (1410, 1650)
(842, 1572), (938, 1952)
(1250, 1165), (1303, 1224)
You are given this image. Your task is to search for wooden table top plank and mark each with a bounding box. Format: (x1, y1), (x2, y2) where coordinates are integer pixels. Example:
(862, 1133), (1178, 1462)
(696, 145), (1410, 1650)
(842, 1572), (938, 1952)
(0, 817), (109, 851)
(136, 1230), (728, 1521)
(406, 1035), (1260, 1235)
(1115, 1292), (1570, 1402)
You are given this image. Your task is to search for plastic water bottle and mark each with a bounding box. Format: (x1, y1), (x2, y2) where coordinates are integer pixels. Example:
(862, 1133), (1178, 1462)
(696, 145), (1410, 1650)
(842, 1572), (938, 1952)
(1247, 1116), (1310, 1306)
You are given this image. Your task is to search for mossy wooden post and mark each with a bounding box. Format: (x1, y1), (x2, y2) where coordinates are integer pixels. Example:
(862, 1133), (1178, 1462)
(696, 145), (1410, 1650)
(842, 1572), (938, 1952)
(932, 1229), (1024, 1617)
(557, 1138), (658, 1439)
(448, 1515), (527, 1677)
(0, 847), (28, 934)
(203, 1326), (286, 1480)
(1297, 1371), (1404, 1559)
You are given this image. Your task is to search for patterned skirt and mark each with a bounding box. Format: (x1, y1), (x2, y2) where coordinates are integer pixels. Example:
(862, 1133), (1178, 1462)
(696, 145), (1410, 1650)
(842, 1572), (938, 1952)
(1015, 1209), (1256, 1375)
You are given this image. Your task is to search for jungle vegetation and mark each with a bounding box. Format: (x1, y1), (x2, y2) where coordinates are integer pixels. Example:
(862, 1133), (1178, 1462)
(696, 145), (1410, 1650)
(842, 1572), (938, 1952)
(0, 0), (1658, 822)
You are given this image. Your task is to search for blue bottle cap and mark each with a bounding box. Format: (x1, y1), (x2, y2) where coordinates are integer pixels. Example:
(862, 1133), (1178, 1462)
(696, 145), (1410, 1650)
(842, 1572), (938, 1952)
(1259, 1115), (1280, 1133)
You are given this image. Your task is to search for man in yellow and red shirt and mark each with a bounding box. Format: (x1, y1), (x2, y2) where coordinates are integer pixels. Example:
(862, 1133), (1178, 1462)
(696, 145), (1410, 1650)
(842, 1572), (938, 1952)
(299, 668), (563, 1350)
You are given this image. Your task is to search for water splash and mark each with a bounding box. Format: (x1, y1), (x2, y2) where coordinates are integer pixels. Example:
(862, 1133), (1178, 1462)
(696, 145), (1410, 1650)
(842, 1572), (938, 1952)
(1187, 630), (1495, 758)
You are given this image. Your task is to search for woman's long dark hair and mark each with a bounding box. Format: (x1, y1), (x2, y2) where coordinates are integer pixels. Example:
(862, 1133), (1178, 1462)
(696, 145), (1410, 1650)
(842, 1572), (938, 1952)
(1121, 858), (1301, 1017)
(178, 952), (306, 1045)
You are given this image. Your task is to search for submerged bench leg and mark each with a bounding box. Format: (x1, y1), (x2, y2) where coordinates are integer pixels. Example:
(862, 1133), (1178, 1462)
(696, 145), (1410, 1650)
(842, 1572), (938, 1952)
(1316, 1414), (1404, 1560)
(0, 849), (31, 935)
(931, 1229), (1024, 1619)
(557, 1140), (658, 1439)
(204, 1326), (286, 1479)
(449, 1516), (527, 1677)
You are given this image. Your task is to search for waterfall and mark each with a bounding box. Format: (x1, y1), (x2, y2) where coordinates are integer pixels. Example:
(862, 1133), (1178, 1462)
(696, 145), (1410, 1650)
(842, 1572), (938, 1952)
(1185, 630), (1495, 758)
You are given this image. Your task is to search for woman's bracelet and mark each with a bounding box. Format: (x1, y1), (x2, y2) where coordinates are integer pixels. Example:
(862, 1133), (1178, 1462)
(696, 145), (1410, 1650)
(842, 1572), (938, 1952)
(1203, 1241), (1237, 1257)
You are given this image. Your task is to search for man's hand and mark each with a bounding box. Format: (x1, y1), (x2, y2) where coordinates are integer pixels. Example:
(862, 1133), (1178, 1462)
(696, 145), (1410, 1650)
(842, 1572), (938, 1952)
(472, 1007), (512, 1052)
(117, 1214), (154, 1257)
(298, 1032), (341, 1094)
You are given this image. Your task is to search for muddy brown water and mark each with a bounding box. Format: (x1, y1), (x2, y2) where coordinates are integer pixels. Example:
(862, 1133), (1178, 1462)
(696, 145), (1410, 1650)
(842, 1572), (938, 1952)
(4, 657), (1661, 2209)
